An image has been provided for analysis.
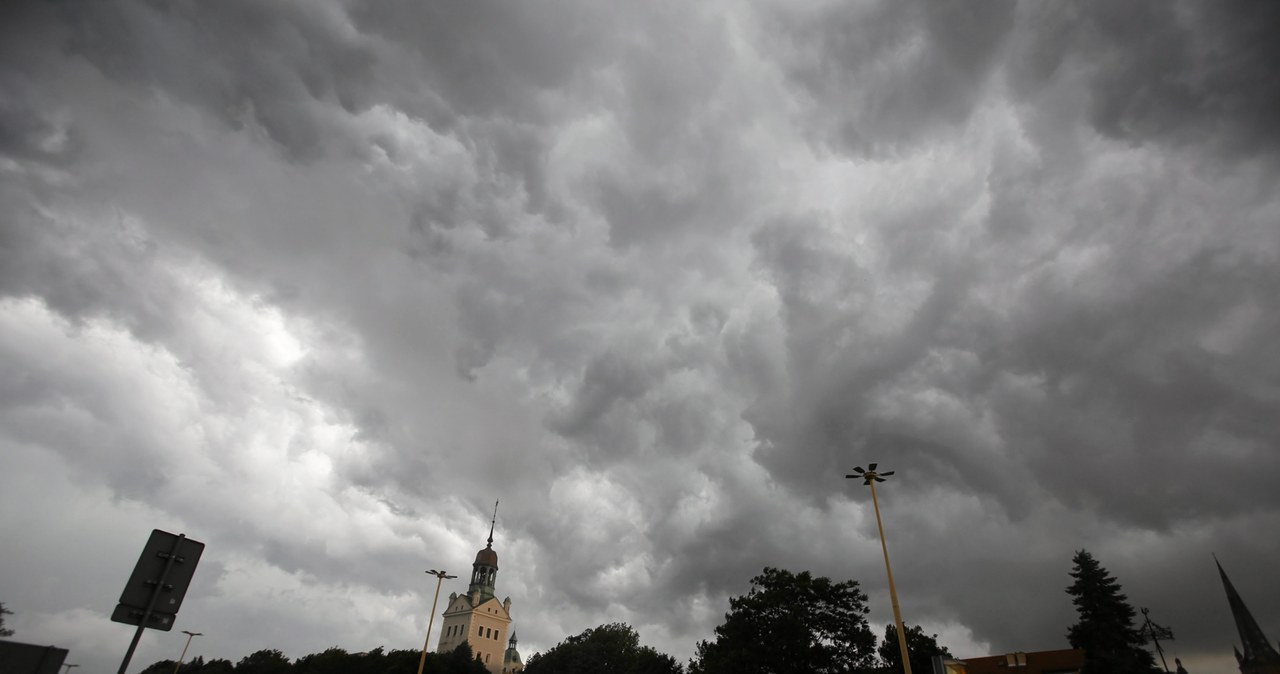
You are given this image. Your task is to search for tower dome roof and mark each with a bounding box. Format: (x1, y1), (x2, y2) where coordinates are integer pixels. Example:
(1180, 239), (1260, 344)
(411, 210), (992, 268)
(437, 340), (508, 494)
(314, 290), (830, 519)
(475, 544), (498, 568)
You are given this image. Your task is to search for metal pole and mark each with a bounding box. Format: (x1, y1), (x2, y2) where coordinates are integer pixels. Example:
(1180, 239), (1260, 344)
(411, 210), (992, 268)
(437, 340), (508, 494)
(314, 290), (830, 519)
(173, 631), (202, 674)
(1142, 609), (1171, 673)
(417, 572), (449, 674)
(1152, 633), (1169, 673)
(870, 480), (912, 674)
(118, 534), (185, 674)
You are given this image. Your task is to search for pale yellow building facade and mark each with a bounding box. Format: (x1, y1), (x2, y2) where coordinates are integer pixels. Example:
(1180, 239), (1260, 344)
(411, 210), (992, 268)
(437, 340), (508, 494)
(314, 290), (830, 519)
(434, 509), (523, 674)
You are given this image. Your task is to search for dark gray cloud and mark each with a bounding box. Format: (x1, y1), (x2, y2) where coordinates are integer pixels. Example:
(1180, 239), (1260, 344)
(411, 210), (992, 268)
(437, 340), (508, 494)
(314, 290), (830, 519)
(1010, 2), (1280, 158)
(2, 1), (1278, 673)
(771, 1), (1017, 156)
(56, 0), (383, 161)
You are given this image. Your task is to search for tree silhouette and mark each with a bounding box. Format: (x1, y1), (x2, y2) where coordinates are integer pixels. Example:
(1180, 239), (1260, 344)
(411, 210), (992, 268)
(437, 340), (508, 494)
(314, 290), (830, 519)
(878, 623), (952, 674)
(235, 649), (293, 674)
(137, 659), (176, 674)
(689, 567), (877, 674)
(523, 623), (681, 674)
(0, 602), (14, 637)
(136, 643), (488, 674)
(1066, 550), (1159, 674)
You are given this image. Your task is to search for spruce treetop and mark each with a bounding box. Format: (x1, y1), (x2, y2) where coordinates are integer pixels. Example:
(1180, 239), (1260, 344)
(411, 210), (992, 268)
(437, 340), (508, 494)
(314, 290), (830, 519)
(1065, 550), (1159, 674)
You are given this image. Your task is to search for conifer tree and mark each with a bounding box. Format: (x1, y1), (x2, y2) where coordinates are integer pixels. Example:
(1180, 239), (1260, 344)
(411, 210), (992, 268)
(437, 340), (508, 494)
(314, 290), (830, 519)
(1065, 550), (1159, 674)
(0, 602), (13, 637)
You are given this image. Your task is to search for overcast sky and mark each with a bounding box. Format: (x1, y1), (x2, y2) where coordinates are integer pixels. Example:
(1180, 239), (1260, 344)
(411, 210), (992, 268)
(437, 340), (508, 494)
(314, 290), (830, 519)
(2, 1), (1278, 673)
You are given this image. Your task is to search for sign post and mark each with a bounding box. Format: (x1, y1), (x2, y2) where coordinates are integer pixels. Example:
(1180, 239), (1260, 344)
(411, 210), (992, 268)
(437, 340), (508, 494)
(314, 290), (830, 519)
(111, 530), (204, 674)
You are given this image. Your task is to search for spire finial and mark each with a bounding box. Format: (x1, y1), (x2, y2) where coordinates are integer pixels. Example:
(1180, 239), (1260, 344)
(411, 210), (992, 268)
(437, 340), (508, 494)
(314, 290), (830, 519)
(487, 499), (498, 548)
(1216, 556), (1280, 667)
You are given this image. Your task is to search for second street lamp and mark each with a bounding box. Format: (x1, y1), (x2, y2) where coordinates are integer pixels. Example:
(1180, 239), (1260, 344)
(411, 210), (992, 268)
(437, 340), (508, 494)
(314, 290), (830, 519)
(173, 631), (203, 674)
(848, 463), (912, 674)
(417, 569), (457, 674)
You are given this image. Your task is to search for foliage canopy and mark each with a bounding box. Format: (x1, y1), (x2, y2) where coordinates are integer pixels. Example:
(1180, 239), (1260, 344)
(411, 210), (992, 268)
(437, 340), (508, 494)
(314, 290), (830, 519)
(0, 602), (13, 638)
(523, 622), (681, 674)
(689, 567), (877, 674)
(1065, 550), (1159, 674)
(878, 623), (952, 674)
(138, 642), (487, 674)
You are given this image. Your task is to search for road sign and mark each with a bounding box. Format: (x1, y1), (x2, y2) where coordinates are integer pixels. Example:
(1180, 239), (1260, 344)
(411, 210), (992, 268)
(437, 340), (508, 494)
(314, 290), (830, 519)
(112, 529), (205, 674)
(0, 640), (69, 674)
(114, 529), (205, 620)
(108, 605), (176, 631)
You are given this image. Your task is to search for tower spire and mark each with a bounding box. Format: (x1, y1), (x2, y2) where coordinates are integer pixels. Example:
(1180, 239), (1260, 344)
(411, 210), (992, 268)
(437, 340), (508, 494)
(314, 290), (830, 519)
(487, 500), (498, 549)
(1216, 556), (1280, 673)
(467, 500), (500, 602)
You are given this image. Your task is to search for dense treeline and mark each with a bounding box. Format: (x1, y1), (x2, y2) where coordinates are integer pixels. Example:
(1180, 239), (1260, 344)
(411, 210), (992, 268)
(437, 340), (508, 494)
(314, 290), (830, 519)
(135, 566), (964, 674)
(130, 550), (1165, 674)
(139, 642), (489, 674)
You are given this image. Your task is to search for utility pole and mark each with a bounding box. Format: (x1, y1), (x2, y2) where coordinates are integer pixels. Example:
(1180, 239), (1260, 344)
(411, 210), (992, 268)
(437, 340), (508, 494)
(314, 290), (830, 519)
(418, 569), (457, 674)
(849, 464), (912, 674)
(173, 630), (203, 674)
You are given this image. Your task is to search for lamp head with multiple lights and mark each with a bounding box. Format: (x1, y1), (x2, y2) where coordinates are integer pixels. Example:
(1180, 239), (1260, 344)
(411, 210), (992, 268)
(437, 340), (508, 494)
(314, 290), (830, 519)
(846, 462), (895, 485)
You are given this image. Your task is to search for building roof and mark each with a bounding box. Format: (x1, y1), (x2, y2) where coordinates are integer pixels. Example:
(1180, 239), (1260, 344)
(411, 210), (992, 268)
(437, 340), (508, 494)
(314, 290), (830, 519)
(475, 544), (498, 568)
(1217, 557), (1280, 668)
(956, 648), (1085, 674)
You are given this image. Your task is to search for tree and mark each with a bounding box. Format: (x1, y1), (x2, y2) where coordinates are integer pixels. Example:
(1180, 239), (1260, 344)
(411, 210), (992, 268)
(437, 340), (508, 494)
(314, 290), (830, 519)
(235, 649), (293, 674)
(1065, 550), (1159, 674)
(142, 657), (237, 674)
(523, 623), (681, 674)
(427, 641), (491, 674)
(293, 647), (355, 674)
(689, 567), (877, 674)
(0, 602), (14, 637)
(200, 659), (237, 674)
(138, 660), (177, 674)
(380, 649), (423, 674)
(878, 623), (952, 674)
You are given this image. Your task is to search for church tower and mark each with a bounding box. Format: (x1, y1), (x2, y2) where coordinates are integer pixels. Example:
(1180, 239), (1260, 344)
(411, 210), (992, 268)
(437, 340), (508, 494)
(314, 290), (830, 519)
(1217, 557), (1280, 674)
(436, 502), (516, 673)
(503, 632), (524, 674)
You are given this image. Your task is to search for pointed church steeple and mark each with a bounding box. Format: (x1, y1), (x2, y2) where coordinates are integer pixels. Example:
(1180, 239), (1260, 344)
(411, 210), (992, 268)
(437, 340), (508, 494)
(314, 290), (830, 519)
(1216, 556), (1280, 674)
(504, 630), (524, 673)
(469, 500), (500, 601)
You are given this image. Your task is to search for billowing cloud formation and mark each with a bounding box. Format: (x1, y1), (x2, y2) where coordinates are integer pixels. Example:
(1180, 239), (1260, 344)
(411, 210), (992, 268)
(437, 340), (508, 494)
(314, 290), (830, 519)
(2, 2), (1278, 673)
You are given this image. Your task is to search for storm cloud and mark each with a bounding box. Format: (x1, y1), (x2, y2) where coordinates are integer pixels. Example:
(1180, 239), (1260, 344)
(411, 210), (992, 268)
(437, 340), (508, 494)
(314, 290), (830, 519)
(2, 2), (1278, 673)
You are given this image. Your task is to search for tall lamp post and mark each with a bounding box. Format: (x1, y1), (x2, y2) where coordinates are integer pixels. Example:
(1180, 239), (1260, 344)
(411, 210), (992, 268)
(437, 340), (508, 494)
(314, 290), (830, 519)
(172, 630), (202, 674)
(417, 569), (457, 674)
(848, 463), (912, 674)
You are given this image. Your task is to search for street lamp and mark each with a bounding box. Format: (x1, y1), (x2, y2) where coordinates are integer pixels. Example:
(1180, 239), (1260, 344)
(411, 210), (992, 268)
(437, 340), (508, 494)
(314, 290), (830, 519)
(62, 665), (79, 674)
(417, 569), (457, 674)
(848, 463), (912, 674)
(173, 630), (203, 674)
